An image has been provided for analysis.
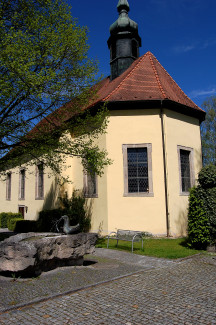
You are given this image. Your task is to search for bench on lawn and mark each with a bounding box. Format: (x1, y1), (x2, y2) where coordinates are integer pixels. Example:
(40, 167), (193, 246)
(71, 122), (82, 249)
(107, 229), (144, 253)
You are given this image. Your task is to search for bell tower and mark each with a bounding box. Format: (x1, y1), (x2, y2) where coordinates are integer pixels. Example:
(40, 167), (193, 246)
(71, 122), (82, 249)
(108, 0), (141, 80)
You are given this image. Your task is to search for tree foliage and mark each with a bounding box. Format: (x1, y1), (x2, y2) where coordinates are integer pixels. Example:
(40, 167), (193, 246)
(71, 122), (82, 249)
(0, 0), (111, 176)
(201, 97), (216, 166)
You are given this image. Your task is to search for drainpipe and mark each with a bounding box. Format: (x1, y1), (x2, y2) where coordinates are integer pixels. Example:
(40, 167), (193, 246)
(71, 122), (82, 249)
(160, 103), (170, 237)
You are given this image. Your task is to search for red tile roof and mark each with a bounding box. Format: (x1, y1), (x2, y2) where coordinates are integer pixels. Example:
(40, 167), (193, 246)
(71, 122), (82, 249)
(28, 51), (205, 137)
(2, 51), (205, 163)
(89, 51), (204, 114)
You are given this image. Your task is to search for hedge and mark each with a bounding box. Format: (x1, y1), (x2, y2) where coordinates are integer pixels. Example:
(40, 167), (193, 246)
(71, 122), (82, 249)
(0, 212), (23, 229)
(8, 218), (24, 231)
(14, 220), (38, 233)
(188, 164), (216, 249)
(188, 187), (211, 249)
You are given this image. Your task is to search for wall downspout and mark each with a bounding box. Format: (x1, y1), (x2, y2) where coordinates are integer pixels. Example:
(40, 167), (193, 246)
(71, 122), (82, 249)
(160, 103), (170, 237)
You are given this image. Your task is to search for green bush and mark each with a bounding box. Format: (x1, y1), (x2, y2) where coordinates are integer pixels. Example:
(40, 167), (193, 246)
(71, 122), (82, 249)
(202, 187), (216, 243)
(188, 187), (211, 249)
(8, 218), (24, 231)
(14, 220), (38, 233)
(198, 164), (216, 188)
(0, 212), (23, 229)
(7, 213), (23, 229)
(0, 212), (9, 228)
(59, 190), (91, 232)
(37, 209), (63, 232)
(188, 164), (216, 249)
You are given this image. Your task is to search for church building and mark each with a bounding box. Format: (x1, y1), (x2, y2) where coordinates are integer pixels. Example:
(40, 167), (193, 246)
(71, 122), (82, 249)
(0, 0), (205, 236)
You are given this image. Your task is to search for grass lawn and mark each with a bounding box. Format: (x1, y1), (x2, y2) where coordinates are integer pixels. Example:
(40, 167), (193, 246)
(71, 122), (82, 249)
(96, 237), (203, 259)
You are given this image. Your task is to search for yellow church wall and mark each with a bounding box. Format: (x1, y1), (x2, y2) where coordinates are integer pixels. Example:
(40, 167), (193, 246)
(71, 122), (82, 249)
(163, 109), (203, 236)
(0, 108), (203, 238)
(103, 108), (168, 235)
(0, 164), (56, 221)
(59, 132), (109, 235)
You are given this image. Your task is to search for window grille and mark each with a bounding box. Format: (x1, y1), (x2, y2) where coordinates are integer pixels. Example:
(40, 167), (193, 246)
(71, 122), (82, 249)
(122, 143), (153, 197)
(177, 146), (194, 195)
(6, 173), (11, 200)
(19, 169), (25, 199)
(36, 164), (44, 199)
(180, 150), (191, 192)
(127, 148), (149, 193)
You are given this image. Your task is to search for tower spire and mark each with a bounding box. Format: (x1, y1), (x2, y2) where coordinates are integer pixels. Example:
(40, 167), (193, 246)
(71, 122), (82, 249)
(117, 0), (130, 12)
(108, 0), (141, 80)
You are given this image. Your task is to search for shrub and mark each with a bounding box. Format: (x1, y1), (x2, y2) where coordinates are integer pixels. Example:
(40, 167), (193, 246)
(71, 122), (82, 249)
(8, 218), (23, 231)
(37, 209), (63, 232)
(0, 212), (9, 228)
(6, 213), (23, 229)
(59, 190), (91, 232)
(14, 220), (38, 233)
(0, 212), (23, 229)
(188, 164), (216, 249)
(202, 187), (216, 244)
(198, 164), (216, 188)
(187, 187), (211, 249)
(37, 190), (91, 233)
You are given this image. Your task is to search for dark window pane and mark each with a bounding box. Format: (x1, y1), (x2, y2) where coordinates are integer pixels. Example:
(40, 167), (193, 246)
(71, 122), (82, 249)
(128, 178), (138, 193)
(128, 163), (137, 177)
(139, 178), (149, 192)
(180, 150), (191, 192)
(38, 164), (44, 198)
(138, 163), (148, 177)
(128, 149), (137, 163)
(137, 148), (147, 162)
(20, 170), (25, 199)
(127, 147), (148, 193)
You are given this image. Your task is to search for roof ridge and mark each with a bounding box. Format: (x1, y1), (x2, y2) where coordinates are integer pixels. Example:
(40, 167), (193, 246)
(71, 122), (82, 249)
(148, 52), (167, 99)
(150, 53), (201, 110)
(103, 53), (148, 101)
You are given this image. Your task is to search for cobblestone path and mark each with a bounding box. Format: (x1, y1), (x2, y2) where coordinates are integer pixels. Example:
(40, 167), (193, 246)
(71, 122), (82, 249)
(0, 255), (215, 325)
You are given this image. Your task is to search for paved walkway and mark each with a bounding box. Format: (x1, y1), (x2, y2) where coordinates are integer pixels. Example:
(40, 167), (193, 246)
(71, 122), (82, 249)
(0, 244), (216, 324)
(0, 228), (216, 325)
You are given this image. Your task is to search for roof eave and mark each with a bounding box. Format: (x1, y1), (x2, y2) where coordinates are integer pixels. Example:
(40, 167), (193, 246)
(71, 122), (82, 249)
(90, 99), (206, 124)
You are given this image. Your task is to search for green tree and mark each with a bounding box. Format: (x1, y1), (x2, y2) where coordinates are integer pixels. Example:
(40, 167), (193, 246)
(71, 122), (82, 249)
(0, 0), (110, 176)
(201, 97), (216, 166)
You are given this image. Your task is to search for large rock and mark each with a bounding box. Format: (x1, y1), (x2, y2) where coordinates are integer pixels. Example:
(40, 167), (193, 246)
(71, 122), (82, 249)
(0, 232), (97, 277)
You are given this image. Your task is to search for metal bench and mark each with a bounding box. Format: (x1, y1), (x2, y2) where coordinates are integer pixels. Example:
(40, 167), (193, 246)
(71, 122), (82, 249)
(107, 229), (144, 253)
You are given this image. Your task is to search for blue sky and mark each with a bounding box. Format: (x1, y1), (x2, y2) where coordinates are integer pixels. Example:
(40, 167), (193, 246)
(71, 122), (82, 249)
(67, 0), (216, 109)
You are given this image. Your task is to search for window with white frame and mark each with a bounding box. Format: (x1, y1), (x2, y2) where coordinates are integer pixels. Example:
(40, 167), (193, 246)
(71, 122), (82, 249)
(122, 144), (153, 197)
(177, 146), (195, 194)
(83, 169), (98, 198)
(19, 169), (25, 200)
(35, 163), (44, 199)
(6, 172), (12, 200)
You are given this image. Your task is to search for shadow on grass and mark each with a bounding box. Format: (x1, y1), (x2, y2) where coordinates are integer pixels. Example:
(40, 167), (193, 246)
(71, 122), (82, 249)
(179, 237), (191, 248)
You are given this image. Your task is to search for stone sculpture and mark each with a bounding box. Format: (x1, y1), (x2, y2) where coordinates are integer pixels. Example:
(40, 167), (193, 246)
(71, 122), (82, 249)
(57, 215), (80, 234)
(0, 232), (97, 277)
